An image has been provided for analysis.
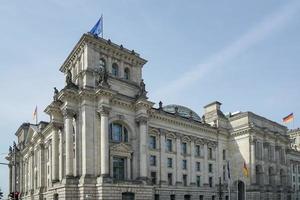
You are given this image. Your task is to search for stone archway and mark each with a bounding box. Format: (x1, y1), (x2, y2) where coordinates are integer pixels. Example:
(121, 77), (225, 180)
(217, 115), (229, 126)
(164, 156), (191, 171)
(237, 180), (245, 200)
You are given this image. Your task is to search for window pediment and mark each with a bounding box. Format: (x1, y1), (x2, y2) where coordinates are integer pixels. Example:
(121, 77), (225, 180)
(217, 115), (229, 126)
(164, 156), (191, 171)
(110, 143), (133, 158)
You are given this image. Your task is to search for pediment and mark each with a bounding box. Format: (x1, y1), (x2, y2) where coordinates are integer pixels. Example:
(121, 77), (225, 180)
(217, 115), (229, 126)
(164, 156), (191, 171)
(110, 143), (133, 153)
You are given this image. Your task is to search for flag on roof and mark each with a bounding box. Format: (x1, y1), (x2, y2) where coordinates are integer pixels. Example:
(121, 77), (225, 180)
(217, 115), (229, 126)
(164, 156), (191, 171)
(283, 113), (294, 123)
(89, 15), (103, 37)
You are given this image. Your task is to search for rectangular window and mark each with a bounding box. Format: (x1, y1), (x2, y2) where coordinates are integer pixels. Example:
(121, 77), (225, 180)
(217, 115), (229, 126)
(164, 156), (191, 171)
(166, 139), (172, 152)
(170, 195), (176, 200)
(183, 174), (188, 186)
(167, 158), (173, 168)
(195, 145), (200, 156)
(209, 177), (213, 187)
(196, 176), (201, 187)
(196, 162), (201, 172)
(223, 165), (226, 181)
(149, 136), (156, 149)
(155, 194), (159, 200)
(113, 157), (125, 180)
(182, 160), (187, 170)
(223, 149), (226, 160)
(209, 163), (213, 173)
(182, 142), (187, 154)
(199, 195), (204, 200)
(151, 171), (157, 185)
(208, 147), (213, 159)
(168, 173), (173, 185)
(150, 155), (156, 166)
(293, 176), (296, 182)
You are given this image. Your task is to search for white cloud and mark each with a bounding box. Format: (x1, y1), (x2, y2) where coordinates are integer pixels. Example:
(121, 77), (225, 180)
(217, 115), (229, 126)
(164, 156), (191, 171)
(152, 1), (300, 102)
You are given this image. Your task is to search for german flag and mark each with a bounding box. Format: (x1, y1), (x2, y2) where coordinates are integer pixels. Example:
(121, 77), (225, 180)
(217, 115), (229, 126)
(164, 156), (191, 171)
(243, 162), (249, 177)
(283, 113), (294, 123)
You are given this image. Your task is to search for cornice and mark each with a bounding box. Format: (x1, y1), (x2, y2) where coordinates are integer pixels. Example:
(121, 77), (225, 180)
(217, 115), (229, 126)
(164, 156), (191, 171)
(149, 110), (217, 135)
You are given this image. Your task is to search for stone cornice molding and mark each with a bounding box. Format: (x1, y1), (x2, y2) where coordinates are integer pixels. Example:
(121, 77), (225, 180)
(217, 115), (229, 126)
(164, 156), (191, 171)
(111, 98), (135, 111)
(49, 122), (64, 131)
(182, 135), (191, 143)
(135, 116), (148, 124)
(166, 132), (176, 139)
(110, 143), (133, 158)
(135, 99), (155, 111)
(149, 111), (217, 135)
(96, 87), (116, 99)
(230, 128), (251, 137)
(44, 100), (63, 116)
(195, 138), (205, 145)
(58, 87), (79, 102)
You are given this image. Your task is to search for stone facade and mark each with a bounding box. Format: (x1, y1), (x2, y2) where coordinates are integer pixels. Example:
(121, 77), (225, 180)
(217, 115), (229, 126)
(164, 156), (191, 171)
(6, 33), (299, 200)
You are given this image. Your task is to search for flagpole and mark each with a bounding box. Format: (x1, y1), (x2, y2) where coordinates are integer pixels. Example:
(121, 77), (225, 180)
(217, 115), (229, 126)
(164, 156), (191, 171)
(101, 14), (103, 38)
(36, 106), (38, 125)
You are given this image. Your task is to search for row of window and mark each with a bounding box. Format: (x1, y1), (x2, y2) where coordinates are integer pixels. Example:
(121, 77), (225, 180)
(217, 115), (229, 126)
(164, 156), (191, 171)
(99, 59), (130, 80)
(255, 141), (285, 163)
(150, 171), (215, 188)
(149, 155), (214, 172)
(155, 194), (222, 200)
(149, 136), (223, 160)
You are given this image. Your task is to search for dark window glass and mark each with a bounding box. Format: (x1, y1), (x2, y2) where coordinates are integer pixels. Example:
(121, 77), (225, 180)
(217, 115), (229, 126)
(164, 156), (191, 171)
(182, 160), (187, 170)
(195, 145), (200, 156)
(170, 195), (175, 200)
(168, 173), (173, 185)
(199, 195), (204, 200)
(209, 177), (213, 187)
(209, 163), (213, 173)
(197, 176), (201, 187)
(124, 68), (130, 80)
(182, 142), (187, 154)
(166, 139), (172, 152)
(208, 147), (213, 159)
(109, 123), (128, 143)
(150, 155), (156, 166)
(149, 136), (156, 149)
(113, 157), (125, 180)
(183, 174), (187, 186)
(167, 158), (173, 168)
(151, 171), (157, 185)
(223, 149), (226, 160)
(196, 162), (201, 171)
(112, 63), (119, 76)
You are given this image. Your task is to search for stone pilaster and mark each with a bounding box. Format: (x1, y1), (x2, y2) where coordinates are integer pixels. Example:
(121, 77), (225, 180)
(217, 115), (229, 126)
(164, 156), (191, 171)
(137, 116), (148, 179)
(99, 106), (110, 177)
(160, 130), (166, 184)
(190, 138), (196, 185)
(250, 137), (256, 184)
(63, 108), (75, 177)
(204, 143), (209, 185)
(9, 163), (12, 193)
(52, 127), (59, 182)
(176, 133), (182, 185)
(59, 129), (64, 180)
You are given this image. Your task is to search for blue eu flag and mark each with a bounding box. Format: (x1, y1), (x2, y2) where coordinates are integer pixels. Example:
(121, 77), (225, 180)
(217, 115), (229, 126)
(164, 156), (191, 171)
(89, 16), (103, 37)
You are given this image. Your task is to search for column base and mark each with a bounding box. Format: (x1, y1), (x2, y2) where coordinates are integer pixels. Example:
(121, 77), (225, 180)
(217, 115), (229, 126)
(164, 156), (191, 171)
(175, 181), (182, 186)
(62, 175), (79, 184)
(137, 176), (150, 185)
(97, 174), (112, 184)
(79, 174), (97, 184)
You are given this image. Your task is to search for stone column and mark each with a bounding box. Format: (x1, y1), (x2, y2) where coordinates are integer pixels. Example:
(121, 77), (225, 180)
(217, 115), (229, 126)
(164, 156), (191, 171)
(176, 134), (182, 185)
(138, 117), (148, 179)
(127, 157), (131, 180)
(38, 144), (44, 189)
(190, 139), (196, 185)
(59, 129), (64, 180)
(250, 138), (256, 184)
(9, 163), (12, 193)
(52, 128), (59, 181)
(160, 131), (166, 184)
(30, 151), (34, 190)
(63, 109), (75, 177)
(99, 106), (110, 176)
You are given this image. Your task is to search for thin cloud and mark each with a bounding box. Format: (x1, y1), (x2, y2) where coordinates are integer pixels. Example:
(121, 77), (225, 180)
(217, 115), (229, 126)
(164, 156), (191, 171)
(152, 1), (300, 101)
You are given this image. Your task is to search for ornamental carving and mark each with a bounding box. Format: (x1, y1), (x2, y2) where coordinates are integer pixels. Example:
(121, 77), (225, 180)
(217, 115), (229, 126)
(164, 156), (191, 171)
(110, 143), (133, 158)
(62, 108), (77, 119)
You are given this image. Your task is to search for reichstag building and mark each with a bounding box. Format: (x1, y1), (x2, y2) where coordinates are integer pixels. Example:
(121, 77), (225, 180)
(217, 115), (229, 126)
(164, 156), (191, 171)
(7, 33), (300, 200)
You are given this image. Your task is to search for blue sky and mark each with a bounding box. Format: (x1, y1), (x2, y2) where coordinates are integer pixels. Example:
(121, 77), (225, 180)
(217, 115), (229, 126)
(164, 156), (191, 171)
(0, 0), (299, 195)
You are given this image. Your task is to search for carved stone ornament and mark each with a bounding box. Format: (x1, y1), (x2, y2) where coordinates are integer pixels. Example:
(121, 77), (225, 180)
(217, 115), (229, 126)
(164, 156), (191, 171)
(158, 101), (163, 110)
(97, 105), (111, 116)
(53, 87), (59, 101)
(65, 69), (78, 90)
(97, 67), (110, 88)
(62, 108), (76, 119)
(137, 79), (148, 99)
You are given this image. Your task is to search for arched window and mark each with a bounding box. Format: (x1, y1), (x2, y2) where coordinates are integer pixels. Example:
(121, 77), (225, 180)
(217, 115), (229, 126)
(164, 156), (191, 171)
(109, 122), (128, 142)
(99, 58), (106, 68)
(124, 68), (130, 80)
(112, 63), (119, 77)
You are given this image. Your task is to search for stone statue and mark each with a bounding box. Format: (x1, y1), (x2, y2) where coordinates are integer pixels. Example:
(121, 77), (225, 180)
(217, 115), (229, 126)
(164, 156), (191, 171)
(53, 87), (59, 101)
(137, 79), (147, 99)
(97, 68), (109, 88)
(9, 146), (12, 153)
(66, 69), (72, 85)
(159, 101), (163, 110)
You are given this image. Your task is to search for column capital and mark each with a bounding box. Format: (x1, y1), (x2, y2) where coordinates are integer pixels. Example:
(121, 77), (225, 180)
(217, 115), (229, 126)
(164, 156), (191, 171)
(62, 108), (76, 119)
(97, 105), (111, 116)
(136, 116), (148, 124)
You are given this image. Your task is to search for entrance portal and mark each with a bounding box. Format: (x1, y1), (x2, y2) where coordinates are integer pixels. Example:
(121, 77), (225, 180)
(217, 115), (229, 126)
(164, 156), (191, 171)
(122, 192), (135, 200)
